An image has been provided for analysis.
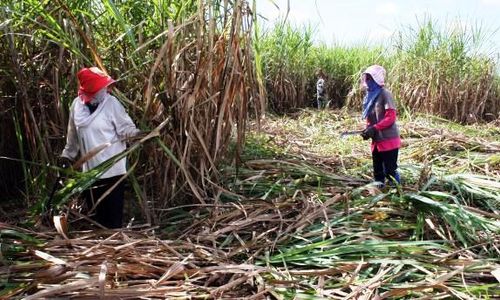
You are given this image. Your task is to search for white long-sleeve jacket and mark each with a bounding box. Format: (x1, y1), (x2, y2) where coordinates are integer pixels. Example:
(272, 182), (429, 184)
(316, 78), (325, 96)
(61, 93), (139, 178)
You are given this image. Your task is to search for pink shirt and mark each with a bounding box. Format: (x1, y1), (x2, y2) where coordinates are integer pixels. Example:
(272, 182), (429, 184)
(371, 137), (401, 152)
(368, 108), (401, 152)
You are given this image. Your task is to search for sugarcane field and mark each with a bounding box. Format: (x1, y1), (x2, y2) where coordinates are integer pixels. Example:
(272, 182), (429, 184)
(1, 0), (500, 299)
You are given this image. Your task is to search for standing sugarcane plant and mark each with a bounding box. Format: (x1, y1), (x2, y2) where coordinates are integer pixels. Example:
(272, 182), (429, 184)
(0, 0), (264, 223)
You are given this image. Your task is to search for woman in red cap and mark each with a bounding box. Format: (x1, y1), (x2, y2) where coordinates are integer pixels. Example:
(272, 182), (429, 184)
(60, 67), (140, 228)
(360, 65), (401, 186)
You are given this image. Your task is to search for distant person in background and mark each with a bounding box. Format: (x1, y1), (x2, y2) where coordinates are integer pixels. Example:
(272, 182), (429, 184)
(59, 67), (140, 228)
(360, 65), (401, 186)
(316, 70), (327, 109)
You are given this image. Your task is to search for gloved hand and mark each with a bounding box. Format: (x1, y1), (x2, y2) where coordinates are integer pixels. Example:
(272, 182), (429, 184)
(138, 130), (152, 137)
(57, 156), (74, 170)
(361, 126), (377, 140)
(125, 130), (152, 142)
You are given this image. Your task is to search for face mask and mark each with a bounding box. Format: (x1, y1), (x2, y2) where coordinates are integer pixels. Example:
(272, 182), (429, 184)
(366, 77), (380, 91)
(91, 87), (108, 104)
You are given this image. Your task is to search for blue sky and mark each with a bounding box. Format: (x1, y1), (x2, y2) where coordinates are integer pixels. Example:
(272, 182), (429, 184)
(256, 0), (500, 55)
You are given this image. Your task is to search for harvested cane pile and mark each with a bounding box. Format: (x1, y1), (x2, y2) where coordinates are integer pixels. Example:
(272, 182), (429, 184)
(0, 224), (266, 299)
(2, 189), (499, 298)
(2, 144), (499, 298)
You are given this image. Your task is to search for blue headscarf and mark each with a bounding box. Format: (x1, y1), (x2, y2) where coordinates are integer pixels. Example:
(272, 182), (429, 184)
(362, 77), (382, 119)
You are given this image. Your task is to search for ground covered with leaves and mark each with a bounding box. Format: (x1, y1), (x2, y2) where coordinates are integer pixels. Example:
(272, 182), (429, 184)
(1, 110), (499, 299)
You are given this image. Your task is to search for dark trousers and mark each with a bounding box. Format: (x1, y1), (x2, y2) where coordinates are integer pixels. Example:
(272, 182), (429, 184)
(372, 148), (400, 184)
(84, 176), (125, 229)
(317, 95), (327, 109)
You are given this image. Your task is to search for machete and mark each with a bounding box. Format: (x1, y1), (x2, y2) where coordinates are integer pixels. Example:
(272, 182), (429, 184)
(340, 130), (364, 138)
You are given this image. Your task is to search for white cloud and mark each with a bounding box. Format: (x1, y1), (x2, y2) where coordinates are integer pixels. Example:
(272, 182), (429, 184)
(375, 2), (399, 15)
(256, 1), (315, 25)
(368, 28), (394, 42)
(481, 0), (500, 5)
(288, 10), (310, 23)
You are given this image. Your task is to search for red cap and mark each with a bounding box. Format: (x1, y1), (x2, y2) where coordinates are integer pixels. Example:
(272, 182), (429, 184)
(77, 67), (115, 103)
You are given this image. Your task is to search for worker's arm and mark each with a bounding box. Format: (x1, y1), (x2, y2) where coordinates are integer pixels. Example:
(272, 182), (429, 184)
(110, 97), (140, 139)
(362, 89), (397, 139)
(61, 101), (79, 160)
(374, 108), (397, 130)
(374, 89), (397, 130)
